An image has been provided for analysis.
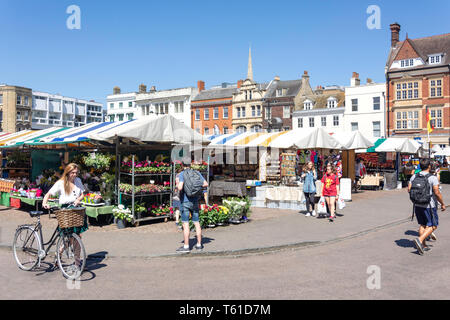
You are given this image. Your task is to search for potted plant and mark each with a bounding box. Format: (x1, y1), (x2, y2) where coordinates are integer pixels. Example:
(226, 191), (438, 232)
(112, 205), (133, 229)
(223, 198), (246, 224)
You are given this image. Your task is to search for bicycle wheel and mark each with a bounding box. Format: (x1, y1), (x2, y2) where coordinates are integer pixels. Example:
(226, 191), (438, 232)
(13, 226), (41, 271)
(56, 233), (86, 280)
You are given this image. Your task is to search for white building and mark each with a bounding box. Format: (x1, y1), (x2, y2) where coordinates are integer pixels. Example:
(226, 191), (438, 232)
(106, 86), (138, 122)
(32, 91), (103, 129)
(344, 73), (386, 139)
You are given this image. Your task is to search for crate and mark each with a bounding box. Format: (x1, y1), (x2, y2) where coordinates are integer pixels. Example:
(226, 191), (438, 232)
(10, 197), (21, 208)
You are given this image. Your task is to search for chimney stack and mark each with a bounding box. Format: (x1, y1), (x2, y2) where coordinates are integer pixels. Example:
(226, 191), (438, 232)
(390, 23), (401, 47)
(367, 78), (373, 84)
(315, 85), (324, 94)
(113, 86), (121, 95)
(350, 72), (360, 86)
(197, 80), (205, 92)
(274, 75), (280, 81)
(139, 84), (147, 93)
(237, 79), (244, 89)
(149, 86), (156, 93)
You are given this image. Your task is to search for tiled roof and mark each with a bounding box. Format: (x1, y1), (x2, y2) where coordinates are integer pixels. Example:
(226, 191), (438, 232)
(192, 87), (238, 102)
(264, 80), (302, 98)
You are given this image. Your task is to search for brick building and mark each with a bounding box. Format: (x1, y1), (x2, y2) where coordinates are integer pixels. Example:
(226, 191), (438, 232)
(191, 81), (237, 135)
(386, 23), (450, 148)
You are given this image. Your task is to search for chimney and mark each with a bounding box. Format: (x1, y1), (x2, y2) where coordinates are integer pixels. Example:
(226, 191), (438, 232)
(315, 85), (323, 94)
(350, 72), (360, 86)
(367, 78), (373, 84)
(149, 86), (156, 93)
(113, 86), (121, 95)
(390, 23), (401, 47)
(139, 84), (147, 93)
(197, 80), (205, 92)
(237, 79), (244, 89)
(274, 75), (280, 81)
(301, 71), (310, 89)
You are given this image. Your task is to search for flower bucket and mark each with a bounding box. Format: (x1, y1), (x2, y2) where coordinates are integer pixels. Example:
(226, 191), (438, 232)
(116, 218), (127, 229)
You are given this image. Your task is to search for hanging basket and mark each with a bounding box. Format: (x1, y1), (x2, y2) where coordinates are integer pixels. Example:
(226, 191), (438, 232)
(55, 207), (86, 229)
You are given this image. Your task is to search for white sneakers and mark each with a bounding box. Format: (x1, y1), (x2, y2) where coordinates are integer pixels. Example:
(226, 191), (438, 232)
(305, 210), (316, 217)
(305, 212), (311, 217)
(311, 210), (316, 217)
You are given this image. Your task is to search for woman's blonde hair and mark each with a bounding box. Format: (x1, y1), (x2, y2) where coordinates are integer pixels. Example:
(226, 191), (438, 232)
(60, 163), (79, 195)
(303, 161), (314, 172)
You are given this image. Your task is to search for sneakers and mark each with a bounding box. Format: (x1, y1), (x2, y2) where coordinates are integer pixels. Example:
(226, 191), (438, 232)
(311, 210), (316, 217)
(195, 244), (203, 251)
(413, 238), (424, 255)
(430, 232), (437, 241)
(176, 246), (190, 253)
(305, 212), (311, 217)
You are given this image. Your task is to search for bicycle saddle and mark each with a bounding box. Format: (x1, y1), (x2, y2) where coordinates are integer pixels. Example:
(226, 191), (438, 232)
(29, 211), (45, 217)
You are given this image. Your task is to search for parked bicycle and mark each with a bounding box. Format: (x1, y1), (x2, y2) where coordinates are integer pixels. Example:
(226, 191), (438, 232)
(13, 206), (86, 280)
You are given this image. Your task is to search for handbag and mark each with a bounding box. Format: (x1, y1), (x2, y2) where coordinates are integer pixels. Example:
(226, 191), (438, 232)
(337, 197), (346, 210)
(317, 196), (327, 214)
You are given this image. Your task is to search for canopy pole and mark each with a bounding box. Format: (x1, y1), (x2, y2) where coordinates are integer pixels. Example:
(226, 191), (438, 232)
(115, 135), (119, 205)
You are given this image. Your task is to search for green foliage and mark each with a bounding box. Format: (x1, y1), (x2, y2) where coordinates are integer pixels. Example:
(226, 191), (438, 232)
(112, 205), (133, 223)
(82, 153), (113, 170)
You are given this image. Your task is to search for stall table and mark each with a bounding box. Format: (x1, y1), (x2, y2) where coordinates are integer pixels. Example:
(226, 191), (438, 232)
(48, 201), (114, 223)
(209, 181), (247, 197)
(9, 195), (42, 211)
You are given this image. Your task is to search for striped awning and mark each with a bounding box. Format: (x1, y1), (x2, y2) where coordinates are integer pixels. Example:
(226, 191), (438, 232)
(1, 127), (70, 148)
(0, 130), (36, 146)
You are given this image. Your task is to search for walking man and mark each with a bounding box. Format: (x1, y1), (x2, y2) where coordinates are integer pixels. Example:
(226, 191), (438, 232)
(408, 158), (446, 255)
(176, 163), (208, 253)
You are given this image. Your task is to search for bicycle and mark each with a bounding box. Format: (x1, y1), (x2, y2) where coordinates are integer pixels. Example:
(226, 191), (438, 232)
(12, 207), (86, 280)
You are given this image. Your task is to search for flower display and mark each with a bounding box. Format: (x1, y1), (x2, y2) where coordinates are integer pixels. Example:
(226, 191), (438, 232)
(121, 160), (171, 174)
(119, 183), (168, 194)
(112, 205), (133, 222)
(83, 192), (102, 204)
(148, 204), (173, 217)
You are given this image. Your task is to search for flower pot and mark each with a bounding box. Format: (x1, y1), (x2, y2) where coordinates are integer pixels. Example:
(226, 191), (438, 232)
(116, 218), (127, 229)
(207, 224), (216, 228)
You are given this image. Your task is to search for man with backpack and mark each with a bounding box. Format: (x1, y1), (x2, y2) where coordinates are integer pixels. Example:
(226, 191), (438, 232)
(176, 163), (209, 253)
(408, 158), (446, 255)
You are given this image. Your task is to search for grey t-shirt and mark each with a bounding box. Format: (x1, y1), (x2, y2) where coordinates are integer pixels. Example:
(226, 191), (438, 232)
(409, 171), (439, 208)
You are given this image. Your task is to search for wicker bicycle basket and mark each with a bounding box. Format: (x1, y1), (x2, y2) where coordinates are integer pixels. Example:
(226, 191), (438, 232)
(55, 207), (86, 229)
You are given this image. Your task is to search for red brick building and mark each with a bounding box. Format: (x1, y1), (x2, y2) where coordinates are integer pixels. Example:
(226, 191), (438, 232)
(190, 81), (238, 136)
(386, 23), (450, 148)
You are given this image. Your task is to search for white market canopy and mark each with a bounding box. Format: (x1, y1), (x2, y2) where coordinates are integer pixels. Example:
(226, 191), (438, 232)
(374, 138), (421, 154)
(87, 114), (210, 145)
(434, 146), (450, 156)
(327, 130), (374, 150)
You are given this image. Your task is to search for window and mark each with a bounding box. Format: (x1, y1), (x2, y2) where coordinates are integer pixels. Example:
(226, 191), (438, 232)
(430, 109), (443, 128)
(241, 107), (246, 117)
(204, 108), (209, 120)
(118, 114), (124, 121)
(351, 122), (358, 131)
(128, 101), (132, 108)
(265, 106), (271, 119)
(119, 102), (123, 108)
(430, 79), (442, 97)
(178, 101), (184, 113)
(400, 59), (414, 67)
(195, 109), (200, 121)
(257, 105), (261, 117)
(213, 125), (220, 135)
(251, 125), (262, 132)
(110, 103), (114, 109)
(237, 107), (241, 118)
(17, 95), (21, 105)
(223, 107), (228, 119)
(298, 118), (303, 128)
(327, 98), (337, 108)
(204, 127), (209, 135)
(283, 106), (290, 118)
(16, 111), (21, 120)
(251, 106), (256, 117)
(304, 100), (312, 110)
(309, 117), (314, 128)
(429, 55), (441, 65)
(236, 126), (247, 133)
(396, 110), (419, 129)
(24, 96), (29, 106)
(396, 81), (419, 100)
(0, 94), (3, 105)
(373, 97), (380, 110)
(223, 127), (228, 134)
(249, 91), (252, 100)
(165, 103), (169, 114)
(351, 99), (358, 112)
(213, 107), (219, 119)
(373, 121), (381, 137)
(276, 89), (283, 97)
(321, 116), (327, 127)
(333, 115), (339, 126)
(0, 110), (3, 122)
(127, 113), (133, 120)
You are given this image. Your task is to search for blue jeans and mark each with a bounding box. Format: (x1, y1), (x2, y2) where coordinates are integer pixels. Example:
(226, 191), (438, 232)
(181, 200), (199, 223)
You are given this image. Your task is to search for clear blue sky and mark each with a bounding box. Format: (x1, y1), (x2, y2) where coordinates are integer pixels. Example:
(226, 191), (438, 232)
(1, 0), (449, 107)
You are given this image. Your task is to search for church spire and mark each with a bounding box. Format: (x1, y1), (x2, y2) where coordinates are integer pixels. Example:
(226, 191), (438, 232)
(247, 46), (253, 81)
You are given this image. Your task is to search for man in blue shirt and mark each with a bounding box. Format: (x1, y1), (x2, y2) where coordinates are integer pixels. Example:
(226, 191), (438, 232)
(176, 163), (208, 253)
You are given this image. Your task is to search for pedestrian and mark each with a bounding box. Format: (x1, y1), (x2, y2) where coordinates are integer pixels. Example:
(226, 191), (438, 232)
(408, 158), (446, 255)
(354, 158), (365, 192)
(301, 161), (317, 217)
(176, 162), (209, 253)
(320, 163), (340, 222)
(42, 163), (87, 266)
(173, 166), (183, 230)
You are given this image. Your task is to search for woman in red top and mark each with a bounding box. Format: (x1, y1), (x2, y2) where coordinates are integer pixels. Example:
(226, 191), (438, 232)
(320, 163), (340, 221)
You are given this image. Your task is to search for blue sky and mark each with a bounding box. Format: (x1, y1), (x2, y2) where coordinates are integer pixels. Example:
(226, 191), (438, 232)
(1, 0), (449, 107)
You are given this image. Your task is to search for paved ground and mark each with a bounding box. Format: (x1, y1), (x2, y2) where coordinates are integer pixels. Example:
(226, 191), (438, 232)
(1, 185), (438, 258)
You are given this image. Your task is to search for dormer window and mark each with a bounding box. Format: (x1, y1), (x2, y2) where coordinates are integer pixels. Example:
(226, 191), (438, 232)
(429, 54), (442, 65)
(276, 89), (283, 97)
(327, 97), (337, 108)
(303, 99), (313, 110)
(400, 59), (414, 68)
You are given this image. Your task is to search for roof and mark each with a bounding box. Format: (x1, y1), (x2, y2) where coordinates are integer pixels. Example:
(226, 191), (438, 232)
(386, 33), (450, 71)
(192, 87), (238, 102)
(264, 79), (302, 99)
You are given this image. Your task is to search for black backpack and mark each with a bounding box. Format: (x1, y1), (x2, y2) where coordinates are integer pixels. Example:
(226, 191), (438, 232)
(183, 169), (204, 198)
(409, 173), (432, 208)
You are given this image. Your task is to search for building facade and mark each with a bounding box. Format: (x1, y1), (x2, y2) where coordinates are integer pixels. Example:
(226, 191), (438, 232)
(106, 86), (138, 122)
(0, 85), (33, 132)
(262, 76), (302, 132)
(386, 23), (450, 148)
(191, 82), (237, 135)
(292, 72), (345, 132)
(31, 91), (103, 129)
(344, 72), (386, 139)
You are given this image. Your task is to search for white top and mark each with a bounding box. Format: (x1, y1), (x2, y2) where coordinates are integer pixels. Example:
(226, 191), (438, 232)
(47, 177), (86, 205)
